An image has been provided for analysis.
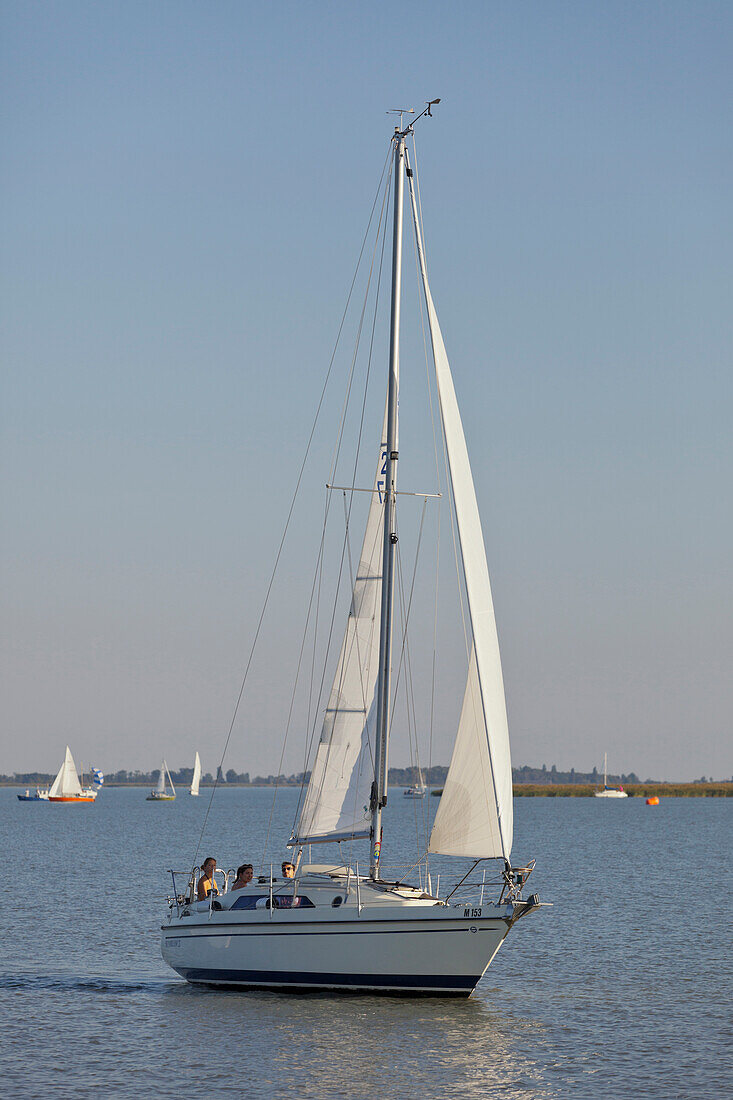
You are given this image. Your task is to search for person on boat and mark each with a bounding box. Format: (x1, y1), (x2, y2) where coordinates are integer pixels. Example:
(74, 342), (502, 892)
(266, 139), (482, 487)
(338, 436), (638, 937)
(197, 856), (220, 900)
(281, 861), (295, 879)
(232, 863), (253, 890)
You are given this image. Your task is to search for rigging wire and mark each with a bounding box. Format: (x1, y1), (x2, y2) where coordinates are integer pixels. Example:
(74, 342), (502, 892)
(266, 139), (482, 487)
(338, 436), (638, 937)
(288, 159), (393, 845)
(192, 141), (393, 868)
(260, 150), (393, 868)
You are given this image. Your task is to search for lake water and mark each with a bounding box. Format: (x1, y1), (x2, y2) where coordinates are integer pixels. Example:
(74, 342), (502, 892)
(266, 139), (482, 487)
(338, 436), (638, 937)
(1, 787), (730, 1098)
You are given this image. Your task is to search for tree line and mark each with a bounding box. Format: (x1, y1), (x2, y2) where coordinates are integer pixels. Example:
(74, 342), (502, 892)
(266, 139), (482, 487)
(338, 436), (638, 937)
(4, 762), (660, 786)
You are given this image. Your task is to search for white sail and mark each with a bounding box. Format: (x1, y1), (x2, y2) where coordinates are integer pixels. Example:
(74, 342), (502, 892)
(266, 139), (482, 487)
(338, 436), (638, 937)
(165, 761), (176, 796)
(294, 422), (387, 844)
(190, 752), (201, 796)
(156, 761), (166, 794)
(49, 746), (83, 798)
(406, 171), (513, 861)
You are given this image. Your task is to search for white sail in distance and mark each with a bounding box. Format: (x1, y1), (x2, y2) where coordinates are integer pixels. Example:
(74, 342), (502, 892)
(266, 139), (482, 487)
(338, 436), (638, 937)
(156, 761), (167, 795)
(406, 160), (513, 861)
(49, 746), (83, 798)
(294, 417), (388, 845)
(190, 752), (201, 796)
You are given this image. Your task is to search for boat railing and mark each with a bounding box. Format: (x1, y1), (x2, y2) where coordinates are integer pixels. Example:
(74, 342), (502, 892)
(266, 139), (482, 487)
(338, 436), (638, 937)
(166, 859), (535, 914)
(166, 868), (196, 915)
(439, 860), (536, 906)
(166, 866), (232, 916)
(368, 861), (505, 904)
(442, 871), (505, 906)
(327, 860), (511, 905)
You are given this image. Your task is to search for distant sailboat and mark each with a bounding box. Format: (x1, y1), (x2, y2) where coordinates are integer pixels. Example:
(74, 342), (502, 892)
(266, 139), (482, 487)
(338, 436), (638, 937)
(594, 753), (628, 799)
(147, 760), (176, 801)
(47, 746), (98, 803)
(190, 752), (201, 797)
(403, 766), (427, 798)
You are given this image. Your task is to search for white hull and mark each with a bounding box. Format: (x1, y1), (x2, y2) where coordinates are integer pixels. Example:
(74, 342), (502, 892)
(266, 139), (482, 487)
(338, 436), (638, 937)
(594, 789), (628, 798)
(162, 869), (538, 996)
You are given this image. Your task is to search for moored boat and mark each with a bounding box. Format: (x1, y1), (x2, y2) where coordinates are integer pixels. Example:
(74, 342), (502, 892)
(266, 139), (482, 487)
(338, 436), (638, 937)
(403, 767), (427, 798)
(594, 753), (628, 798)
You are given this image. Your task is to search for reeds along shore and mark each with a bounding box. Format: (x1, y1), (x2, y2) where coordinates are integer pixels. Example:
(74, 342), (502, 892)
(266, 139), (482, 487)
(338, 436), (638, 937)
(428, 782), (732, 797)
(510, 783), (732, 797)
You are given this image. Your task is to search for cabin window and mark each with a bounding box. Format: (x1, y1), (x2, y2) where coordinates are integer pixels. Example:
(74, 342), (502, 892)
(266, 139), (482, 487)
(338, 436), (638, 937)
(230, 893), (314, 910)
(272, 895), (314, 909)
(230, 895), (259, 910)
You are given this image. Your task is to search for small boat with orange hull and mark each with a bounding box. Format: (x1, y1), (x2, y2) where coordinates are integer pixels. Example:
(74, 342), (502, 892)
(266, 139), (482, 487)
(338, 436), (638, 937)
(47, 746), (100, 803)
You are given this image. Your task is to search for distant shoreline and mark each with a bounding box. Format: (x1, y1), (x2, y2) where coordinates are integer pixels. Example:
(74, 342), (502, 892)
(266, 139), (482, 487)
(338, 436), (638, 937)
(4, 780), (731, 796)
(443, 782), (733, 798)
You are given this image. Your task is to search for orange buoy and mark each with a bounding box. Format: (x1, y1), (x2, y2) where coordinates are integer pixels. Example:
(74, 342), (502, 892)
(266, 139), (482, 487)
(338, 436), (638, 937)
(646, 796), (660, 806)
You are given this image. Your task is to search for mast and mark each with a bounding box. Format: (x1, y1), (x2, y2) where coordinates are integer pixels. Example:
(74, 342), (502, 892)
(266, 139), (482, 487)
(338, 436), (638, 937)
(370, 127), (405, 879)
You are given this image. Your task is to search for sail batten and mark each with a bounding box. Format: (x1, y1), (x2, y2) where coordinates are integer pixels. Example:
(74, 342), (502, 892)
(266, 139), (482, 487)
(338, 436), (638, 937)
(406, 159), (513, 861)
(293, 417), (388, 845)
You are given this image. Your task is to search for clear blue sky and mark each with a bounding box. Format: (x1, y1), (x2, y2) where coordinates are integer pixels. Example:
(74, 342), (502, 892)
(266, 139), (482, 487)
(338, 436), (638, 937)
(2, 1), (731, 781)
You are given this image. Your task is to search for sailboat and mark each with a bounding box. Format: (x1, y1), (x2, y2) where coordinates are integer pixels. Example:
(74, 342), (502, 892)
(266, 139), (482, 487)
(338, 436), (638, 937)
(594, 753), (628, 798)
(403, 766), (427, 798)
(189, 752), (202, 797)
(47, 746), (99, 802)
(147, 760), (176, 801)
(161, 107), (542, 996)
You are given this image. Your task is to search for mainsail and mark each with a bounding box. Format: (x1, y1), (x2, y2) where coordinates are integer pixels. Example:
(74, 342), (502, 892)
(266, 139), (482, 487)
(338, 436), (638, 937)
(190, 751), (201, 796)
(156, 761), (167, 795)
(293, 422), (387, 845)
(406, 164), (513, 861)
(49, 746), (83, 798)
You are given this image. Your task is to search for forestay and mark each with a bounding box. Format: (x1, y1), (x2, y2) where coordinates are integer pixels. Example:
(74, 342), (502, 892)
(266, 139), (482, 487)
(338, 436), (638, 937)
(49, 746), (83, 798)
(293, 421), (387, 845)
(406, 164), (513, 860)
